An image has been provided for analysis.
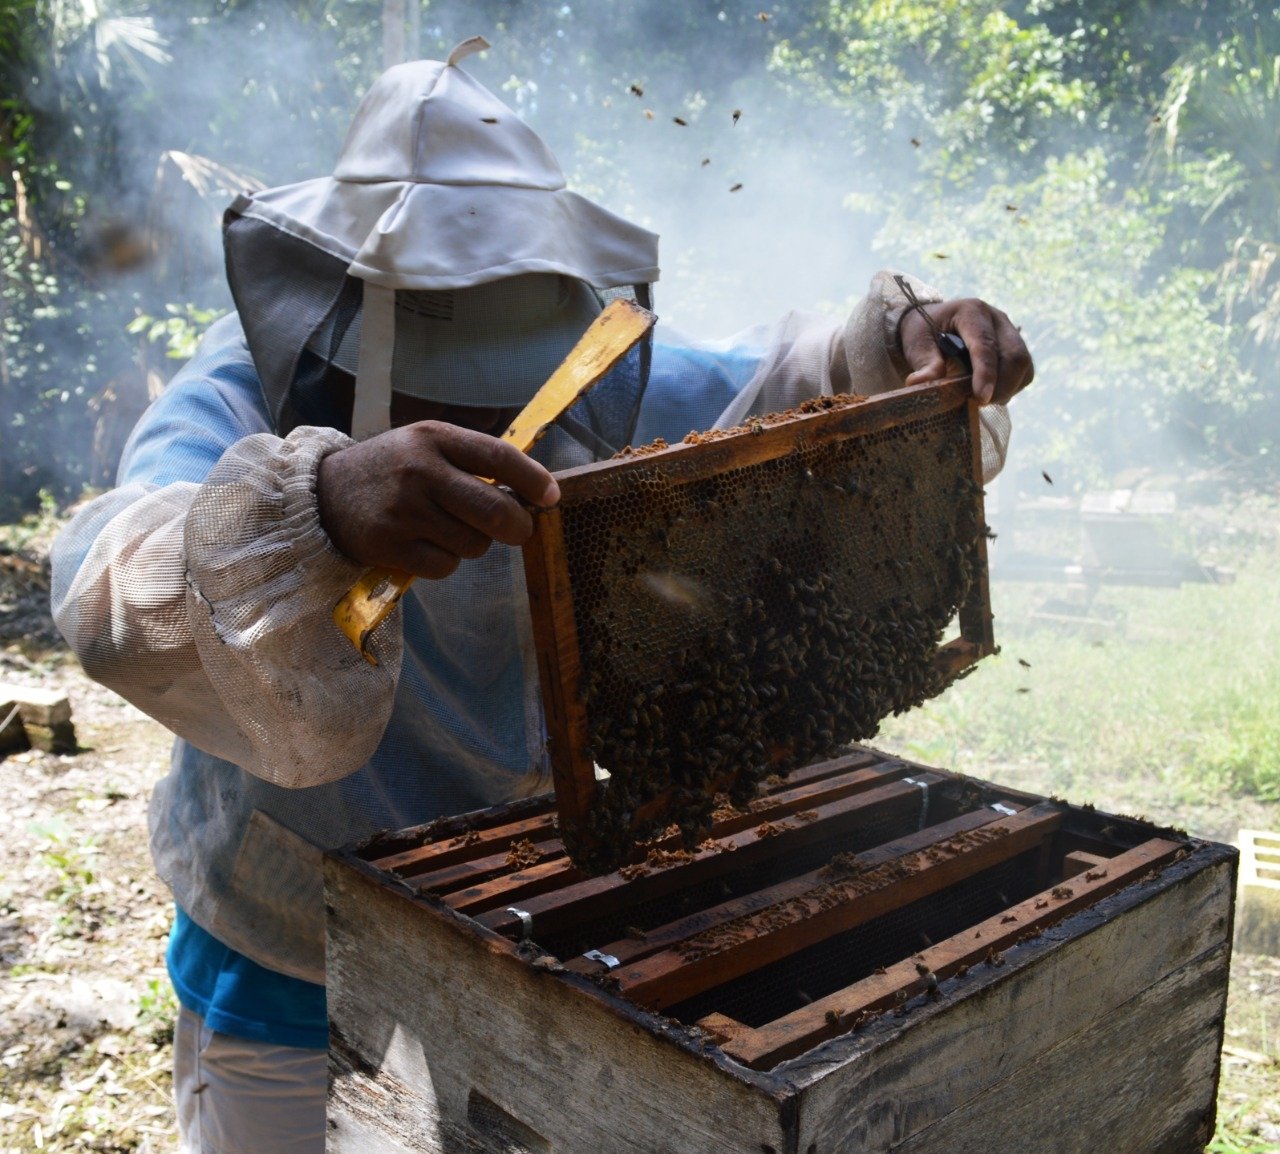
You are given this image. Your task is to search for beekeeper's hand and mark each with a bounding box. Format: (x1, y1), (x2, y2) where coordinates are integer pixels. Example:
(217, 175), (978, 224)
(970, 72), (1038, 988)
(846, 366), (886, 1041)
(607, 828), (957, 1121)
(899, 298), (1034, 406)
(317, 421), (561, 578)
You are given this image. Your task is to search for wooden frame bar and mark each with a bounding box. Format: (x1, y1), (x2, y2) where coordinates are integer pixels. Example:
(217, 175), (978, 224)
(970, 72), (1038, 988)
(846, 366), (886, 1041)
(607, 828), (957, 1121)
(410, 756), (911, 907)
(717, 836), (1185, 1068)
(959, 396), (996, 652)
(369, 811), (560, 876)
(475, 771), (944, 935)
(604, 802), (1062, 1011)
(369, 749), (889, 879)
(562, 803), (1026, 978)
(520, 502), (598, 840)
(549, 380), (974, 502)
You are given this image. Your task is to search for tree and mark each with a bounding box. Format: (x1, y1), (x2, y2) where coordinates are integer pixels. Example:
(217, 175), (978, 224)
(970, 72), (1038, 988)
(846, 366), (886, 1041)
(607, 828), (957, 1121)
(874, 149), (1255, 480)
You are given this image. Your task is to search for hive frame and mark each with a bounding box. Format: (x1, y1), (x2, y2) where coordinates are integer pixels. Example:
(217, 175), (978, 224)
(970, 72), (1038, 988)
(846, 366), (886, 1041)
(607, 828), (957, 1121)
(522, 378), (996, 864)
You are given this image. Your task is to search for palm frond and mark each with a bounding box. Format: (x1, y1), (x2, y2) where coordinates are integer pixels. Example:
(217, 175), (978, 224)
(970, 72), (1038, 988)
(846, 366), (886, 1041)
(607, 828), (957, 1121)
(154, 150), (263, 200)
(93, 14), (170, 85)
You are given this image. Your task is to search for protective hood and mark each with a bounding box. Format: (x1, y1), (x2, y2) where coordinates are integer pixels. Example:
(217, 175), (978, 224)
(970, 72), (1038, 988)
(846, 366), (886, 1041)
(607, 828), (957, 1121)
(240, 45), (659, 290)
(223, 37), (659, 439)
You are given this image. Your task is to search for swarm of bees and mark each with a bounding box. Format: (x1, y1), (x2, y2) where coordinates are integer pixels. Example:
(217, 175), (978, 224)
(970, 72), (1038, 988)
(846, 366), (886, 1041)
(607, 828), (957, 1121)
(555, 409), (984, 872)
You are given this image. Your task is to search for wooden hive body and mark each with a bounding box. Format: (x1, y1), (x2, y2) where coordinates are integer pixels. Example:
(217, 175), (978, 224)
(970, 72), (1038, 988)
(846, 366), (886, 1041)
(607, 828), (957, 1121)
(324, 747), (1235, 1154)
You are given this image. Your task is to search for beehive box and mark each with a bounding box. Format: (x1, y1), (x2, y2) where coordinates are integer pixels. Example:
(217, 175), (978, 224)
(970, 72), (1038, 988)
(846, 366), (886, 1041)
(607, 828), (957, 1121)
(324, 746), (1235, 1154)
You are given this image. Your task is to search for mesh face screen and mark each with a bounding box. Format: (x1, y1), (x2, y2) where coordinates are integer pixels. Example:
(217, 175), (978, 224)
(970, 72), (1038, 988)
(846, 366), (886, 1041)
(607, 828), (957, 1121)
(530, 387), (991, 869)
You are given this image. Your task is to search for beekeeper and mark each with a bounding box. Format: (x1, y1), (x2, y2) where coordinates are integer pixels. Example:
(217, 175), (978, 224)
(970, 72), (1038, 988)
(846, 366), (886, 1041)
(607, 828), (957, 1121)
(50, 38), (1032, 1154)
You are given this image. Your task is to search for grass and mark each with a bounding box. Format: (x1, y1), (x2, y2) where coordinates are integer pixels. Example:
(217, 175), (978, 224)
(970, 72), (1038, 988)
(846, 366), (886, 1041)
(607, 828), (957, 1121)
(875, 546), (1280, 837)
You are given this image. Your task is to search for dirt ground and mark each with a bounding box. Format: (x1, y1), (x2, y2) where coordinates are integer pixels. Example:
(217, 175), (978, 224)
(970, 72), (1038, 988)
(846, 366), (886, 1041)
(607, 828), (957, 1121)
(1, 523), (1278, 1153)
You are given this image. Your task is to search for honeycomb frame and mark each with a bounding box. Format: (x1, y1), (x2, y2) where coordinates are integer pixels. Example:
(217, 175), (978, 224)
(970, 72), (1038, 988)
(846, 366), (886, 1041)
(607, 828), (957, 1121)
(523, 378), (995, 871)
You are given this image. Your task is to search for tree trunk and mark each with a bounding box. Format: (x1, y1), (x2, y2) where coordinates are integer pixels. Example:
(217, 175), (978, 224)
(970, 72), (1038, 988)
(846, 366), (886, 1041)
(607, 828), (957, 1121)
(382, 0), (406, 69)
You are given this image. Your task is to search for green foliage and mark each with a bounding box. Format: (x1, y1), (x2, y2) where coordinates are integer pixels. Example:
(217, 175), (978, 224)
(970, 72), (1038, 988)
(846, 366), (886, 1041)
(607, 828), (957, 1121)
(774, 0), (1098, 187)
(3, 487), (60, 550)
(29, 814), (99, 912)
(0, 2), (384, 516)
(1151, 33), (1280, 388)
(127, 302), (225, 361)
(2, 0), (1280, 507)
(871, 149), (1259, 476)
(136, 975), (177, 1044)
(0, 169), (121, 515)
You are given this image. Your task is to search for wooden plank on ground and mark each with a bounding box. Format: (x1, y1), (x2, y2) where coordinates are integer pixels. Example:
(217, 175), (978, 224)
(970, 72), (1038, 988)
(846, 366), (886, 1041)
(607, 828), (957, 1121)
(0, 682), (71, 726)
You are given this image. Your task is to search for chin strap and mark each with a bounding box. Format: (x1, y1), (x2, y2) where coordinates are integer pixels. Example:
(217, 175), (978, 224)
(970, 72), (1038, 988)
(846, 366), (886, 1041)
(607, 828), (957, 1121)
(351, 281), (396, 440)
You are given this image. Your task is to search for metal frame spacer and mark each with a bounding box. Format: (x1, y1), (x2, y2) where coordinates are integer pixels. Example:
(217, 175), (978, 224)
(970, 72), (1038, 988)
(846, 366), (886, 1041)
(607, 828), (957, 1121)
(583, 949), (620, 970)
(903, 776), (931, 830)
(506, 906), (533, 942)
(990, 802), (1018, 816)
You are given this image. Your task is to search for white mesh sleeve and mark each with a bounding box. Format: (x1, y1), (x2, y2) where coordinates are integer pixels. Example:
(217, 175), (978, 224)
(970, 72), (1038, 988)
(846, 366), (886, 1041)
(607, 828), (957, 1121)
(713, 270), (1011, 481)
(51, 426), (401, 788)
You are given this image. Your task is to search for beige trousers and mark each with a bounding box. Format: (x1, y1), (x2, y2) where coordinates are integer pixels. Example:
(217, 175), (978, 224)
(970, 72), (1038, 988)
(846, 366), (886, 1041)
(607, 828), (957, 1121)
(174, 1005), (328, 1153)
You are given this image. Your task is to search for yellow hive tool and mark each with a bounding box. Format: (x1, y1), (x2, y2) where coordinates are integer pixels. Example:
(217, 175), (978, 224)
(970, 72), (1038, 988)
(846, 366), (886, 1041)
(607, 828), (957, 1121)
(333, 297), (658, 662)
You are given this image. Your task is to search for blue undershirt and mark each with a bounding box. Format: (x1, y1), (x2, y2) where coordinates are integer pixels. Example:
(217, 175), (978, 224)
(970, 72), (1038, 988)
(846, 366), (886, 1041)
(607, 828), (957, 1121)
(167, 906), (328, 1050)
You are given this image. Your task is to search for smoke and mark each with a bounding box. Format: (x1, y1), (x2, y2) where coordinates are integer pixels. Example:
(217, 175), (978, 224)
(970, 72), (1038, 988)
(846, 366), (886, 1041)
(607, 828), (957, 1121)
(16, 3), (1265, 540)
(442, 11), (888, 335)
(50, 5), (892, 341)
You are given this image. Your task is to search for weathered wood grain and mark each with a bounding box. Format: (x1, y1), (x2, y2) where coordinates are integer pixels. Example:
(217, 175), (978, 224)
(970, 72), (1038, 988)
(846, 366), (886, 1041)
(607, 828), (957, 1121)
(325, 860), (788, 1154)
(889, 944), (1228, 1154)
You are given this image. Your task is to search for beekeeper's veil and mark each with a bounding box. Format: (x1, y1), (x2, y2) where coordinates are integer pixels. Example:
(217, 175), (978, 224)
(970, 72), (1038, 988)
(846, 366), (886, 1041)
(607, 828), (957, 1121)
(223, 37), (660, 456)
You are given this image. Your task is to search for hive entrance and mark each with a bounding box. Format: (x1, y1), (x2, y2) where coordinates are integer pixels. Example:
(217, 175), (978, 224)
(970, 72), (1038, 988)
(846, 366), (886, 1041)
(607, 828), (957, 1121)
(523, 381), (995, 871)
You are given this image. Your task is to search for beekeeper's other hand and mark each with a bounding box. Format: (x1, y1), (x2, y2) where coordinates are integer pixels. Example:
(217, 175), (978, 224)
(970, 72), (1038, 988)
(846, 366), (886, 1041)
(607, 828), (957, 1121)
(317, 421), (560, 578)
(899, 298), (1034, 406)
